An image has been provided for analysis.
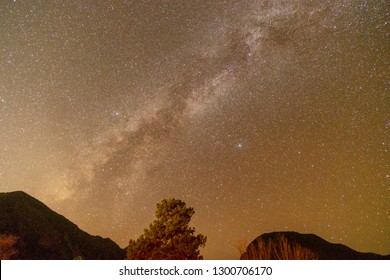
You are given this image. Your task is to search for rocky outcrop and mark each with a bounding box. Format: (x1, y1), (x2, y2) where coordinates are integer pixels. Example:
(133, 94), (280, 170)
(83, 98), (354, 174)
(0, 191), (125, 260)
(241, 231), (389, 260)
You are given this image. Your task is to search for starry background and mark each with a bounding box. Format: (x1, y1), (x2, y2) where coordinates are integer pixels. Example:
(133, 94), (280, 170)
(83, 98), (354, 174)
(0, 0), (389, 259)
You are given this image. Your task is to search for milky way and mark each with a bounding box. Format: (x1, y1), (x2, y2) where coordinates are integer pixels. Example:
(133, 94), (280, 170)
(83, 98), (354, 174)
(0, 0), (389, 259)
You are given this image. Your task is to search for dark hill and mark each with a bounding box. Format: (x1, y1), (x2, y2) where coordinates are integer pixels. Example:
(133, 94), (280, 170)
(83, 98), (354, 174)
(241, 231), (390, 260)
(0, 191), (125, 260)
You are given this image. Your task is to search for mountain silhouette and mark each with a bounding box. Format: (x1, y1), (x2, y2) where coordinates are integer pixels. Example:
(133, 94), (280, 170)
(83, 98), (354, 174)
(0, 191), (125, 259)
(241, 231), (390, 260)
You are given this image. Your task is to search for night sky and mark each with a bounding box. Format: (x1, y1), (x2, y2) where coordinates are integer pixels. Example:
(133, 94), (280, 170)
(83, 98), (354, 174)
(0, 0), (389, 259)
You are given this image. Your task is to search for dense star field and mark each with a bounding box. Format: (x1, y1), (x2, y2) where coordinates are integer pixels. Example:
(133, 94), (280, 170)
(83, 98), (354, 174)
(0, 1), (388, 259)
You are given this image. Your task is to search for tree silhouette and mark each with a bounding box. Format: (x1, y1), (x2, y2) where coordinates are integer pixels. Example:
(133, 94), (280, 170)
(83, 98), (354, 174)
(127, 198), (206, 260)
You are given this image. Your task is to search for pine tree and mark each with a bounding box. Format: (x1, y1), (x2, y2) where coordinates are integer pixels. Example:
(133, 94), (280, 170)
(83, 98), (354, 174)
(127, 198), (206, 260)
